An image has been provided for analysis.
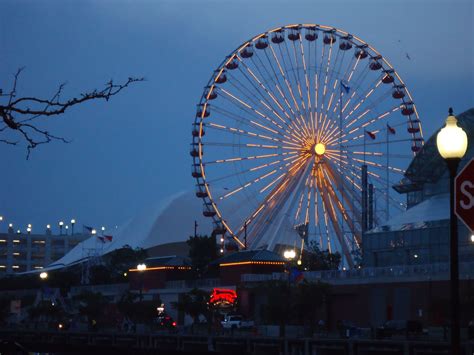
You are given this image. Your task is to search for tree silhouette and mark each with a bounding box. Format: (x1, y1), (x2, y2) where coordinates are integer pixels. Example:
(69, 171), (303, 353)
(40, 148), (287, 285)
(0, 67), (143, 158)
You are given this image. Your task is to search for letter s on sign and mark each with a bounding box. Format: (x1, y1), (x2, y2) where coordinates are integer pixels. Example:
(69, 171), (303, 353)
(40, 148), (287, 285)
(460, 181), (474, 209)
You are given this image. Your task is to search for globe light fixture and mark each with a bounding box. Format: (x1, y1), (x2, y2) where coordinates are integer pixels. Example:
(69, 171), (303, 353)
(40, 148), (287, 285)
(436, 108), (468, 159)
(40, 272), (48, 280)
(91, 229), (97, 235)
(283, 249), (296, 260)
(71, 219), (76, 235)
(436, 107), (468, 355)
(0, 216), (3, 221)
(137, 263), (147, 271)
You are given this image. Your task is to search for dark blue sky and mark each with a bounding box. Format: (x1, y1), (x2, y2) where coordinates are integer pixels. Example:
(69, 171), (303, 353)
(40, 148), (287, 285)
(0, 0), (472, 234)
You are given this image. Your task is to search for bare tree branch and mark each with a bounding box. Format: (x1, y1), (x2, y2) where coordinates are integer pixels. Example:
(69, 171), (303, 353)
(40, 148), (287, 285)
(0, 68), (143, 159)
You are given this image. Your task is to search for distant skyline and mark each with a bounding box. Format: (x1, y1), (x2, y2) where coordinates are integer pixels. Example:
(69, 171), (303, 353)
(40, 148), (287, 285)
(0, 0), (472, 234)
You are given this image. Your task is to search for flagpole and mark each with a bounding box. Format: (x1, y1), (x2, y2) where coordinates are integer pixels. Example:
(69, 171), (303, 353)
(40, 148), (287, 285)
(386, 126), (390, 222)
(339, 82), (344, 251)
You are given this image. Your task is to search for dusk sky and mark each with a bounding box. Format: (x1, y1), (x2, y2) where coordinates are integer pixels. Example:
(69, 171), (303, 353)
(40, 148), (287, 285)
(0, 0), (472, 235)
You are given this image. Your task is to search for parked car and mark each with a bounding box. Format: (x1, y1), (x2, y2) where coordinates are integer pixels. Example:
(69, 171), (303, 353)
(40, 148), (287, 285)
(154, 315), (177, 332)
(376, 320), (427, 339)
(221, 315), (254, 330)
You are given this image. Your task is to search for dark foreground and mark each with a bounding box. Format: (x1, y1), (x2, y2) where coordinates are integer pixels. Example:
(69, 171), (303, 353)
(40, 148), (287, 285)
(1, 330), (473, 355)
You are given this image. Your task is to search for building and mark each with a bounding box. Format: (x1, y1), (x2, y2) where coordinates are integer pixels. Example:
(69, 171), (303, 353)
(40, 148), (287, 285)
(210, 250), (286, 285)
(0, 229), (89, 275)
(363, 108), (474, 267)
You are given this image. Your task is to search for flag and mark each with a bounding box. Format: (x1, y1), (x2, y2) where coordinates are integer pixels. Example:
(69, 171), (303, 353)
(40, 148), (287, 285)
(387, 124), (396, 135)
(289, 268), (304, 283)
(365, 130), (376, 140)
(341, 81), (350, 94)
(83, 225), (94, 234)
(104, 235), (113, 242)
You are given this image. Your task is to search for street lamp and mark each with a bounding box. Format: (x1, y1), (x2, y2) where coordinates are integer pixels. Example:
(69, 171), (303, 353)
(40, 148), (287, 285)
(137, 263), (147, 300)
(70, 219), (76, 235)
(59, 221), (64, 235)
(283, 249), (296, 260)
(436, 107), (468, 355)
(39, 271), (48, 280)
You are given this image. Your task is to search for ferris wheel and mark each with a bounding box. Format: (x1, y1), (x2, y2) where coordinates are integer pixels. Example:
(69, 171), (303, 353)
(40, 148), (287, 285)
(191, 24), (423, 267)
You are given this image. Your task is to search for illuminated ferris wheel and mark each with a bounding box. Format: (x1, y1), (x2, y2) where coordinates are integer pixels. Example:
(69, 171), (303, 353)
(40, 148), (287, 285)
(191, 24), (423, 267)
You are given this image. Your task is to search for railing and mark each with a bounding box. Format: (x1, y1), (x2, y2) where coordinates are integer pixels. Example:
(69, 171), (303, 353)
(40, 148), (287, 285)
(164, 278), (223, 290)
(241, 261), (474, 284)
(69, 283), (128, 296)
(0, 329), (471, 355)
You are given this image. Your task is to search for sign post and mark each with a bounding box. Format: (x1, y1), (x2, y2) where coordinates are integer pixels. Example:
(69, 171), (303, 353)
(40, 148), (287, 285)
(455, 158), (474, 232)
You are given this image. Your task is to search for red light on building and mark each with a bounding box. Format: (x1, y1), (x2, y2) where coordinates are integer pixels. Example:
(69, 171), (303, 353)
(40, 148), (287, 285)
(209, 288), (237, 308)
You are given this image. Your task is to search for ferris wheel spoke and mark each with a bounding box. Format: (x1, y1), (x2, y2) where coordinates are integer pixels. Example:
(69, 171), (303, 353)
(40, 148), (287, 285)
(221, 77), (290, 134)
(274, 43), (312, 137)
(319, 178), (353, 266)
(212, 104), (297, 142)
(260, 47), (313, 140)
(236, 157), (310, 243)
(206, 121), (301, 147)
(261, 48), (302, 124)
(297, 38), (315, 136)
(235, 57), (302, 133)
(214, 155), (307, 200)
(322, 164), (362, 247)
(204, 151), (297, 165)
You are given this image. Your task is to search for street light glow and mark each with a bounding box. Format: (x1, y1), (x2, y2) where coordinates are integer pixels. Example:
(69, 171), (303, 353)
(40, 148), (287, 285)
(46, 224), (51, 229)
(471, 235), (474, 243)
(59, 221), (64, 226)
(436, 108), (468, 159)
(40, 272), (48, 280)
(137, 263), (146, 271)
(91, 229), (97, 235)
(71, 219), (76, 224)
(283, 249), (296, 260)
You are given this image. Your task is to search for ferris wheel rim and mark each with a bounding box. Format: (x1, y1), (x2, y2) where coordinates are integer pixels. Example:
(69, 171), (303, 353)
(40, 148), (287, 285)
(191, 23), (424, 251)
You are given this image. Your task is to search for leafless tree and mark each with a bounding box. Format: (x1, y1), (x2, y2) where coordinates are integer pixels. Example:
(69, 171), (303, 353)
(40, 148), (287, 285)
(0, 67), (143, 158)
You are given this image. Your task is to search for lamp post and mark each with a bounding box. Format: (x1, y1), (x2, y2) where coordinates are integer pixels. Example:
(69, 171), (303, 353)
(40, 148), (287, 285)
(39, 271), (48, 302)
(70, 219), (76, 235)
(59, 221), (64, 235)
(137, 263), (146, 301)
(436, 108), (468, 355)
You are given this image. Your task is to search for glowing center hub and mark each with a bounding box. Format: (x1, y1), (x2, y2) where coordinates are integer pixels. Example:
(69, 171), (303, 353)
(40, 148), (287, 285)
(314, 143), (326, 156)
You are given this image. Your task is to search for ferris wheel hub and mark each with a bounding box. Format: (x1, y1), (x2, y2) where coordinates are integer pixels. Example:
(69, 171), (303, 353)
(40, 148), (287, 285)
(314, 143), (326, 156)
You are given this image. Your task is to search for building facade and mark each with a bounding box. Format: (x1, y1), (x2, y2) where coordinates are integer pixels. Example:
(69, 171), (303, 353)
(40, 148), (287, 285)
(0, 230), (89, 275)
(363, 108), (474, 267)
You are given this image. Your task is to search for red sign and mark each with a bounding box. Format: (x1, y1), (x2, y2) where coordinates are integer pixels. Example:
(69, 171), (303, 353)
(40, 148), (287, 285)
(209, 288), (237, 307)
(455, 158), (474, 232)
